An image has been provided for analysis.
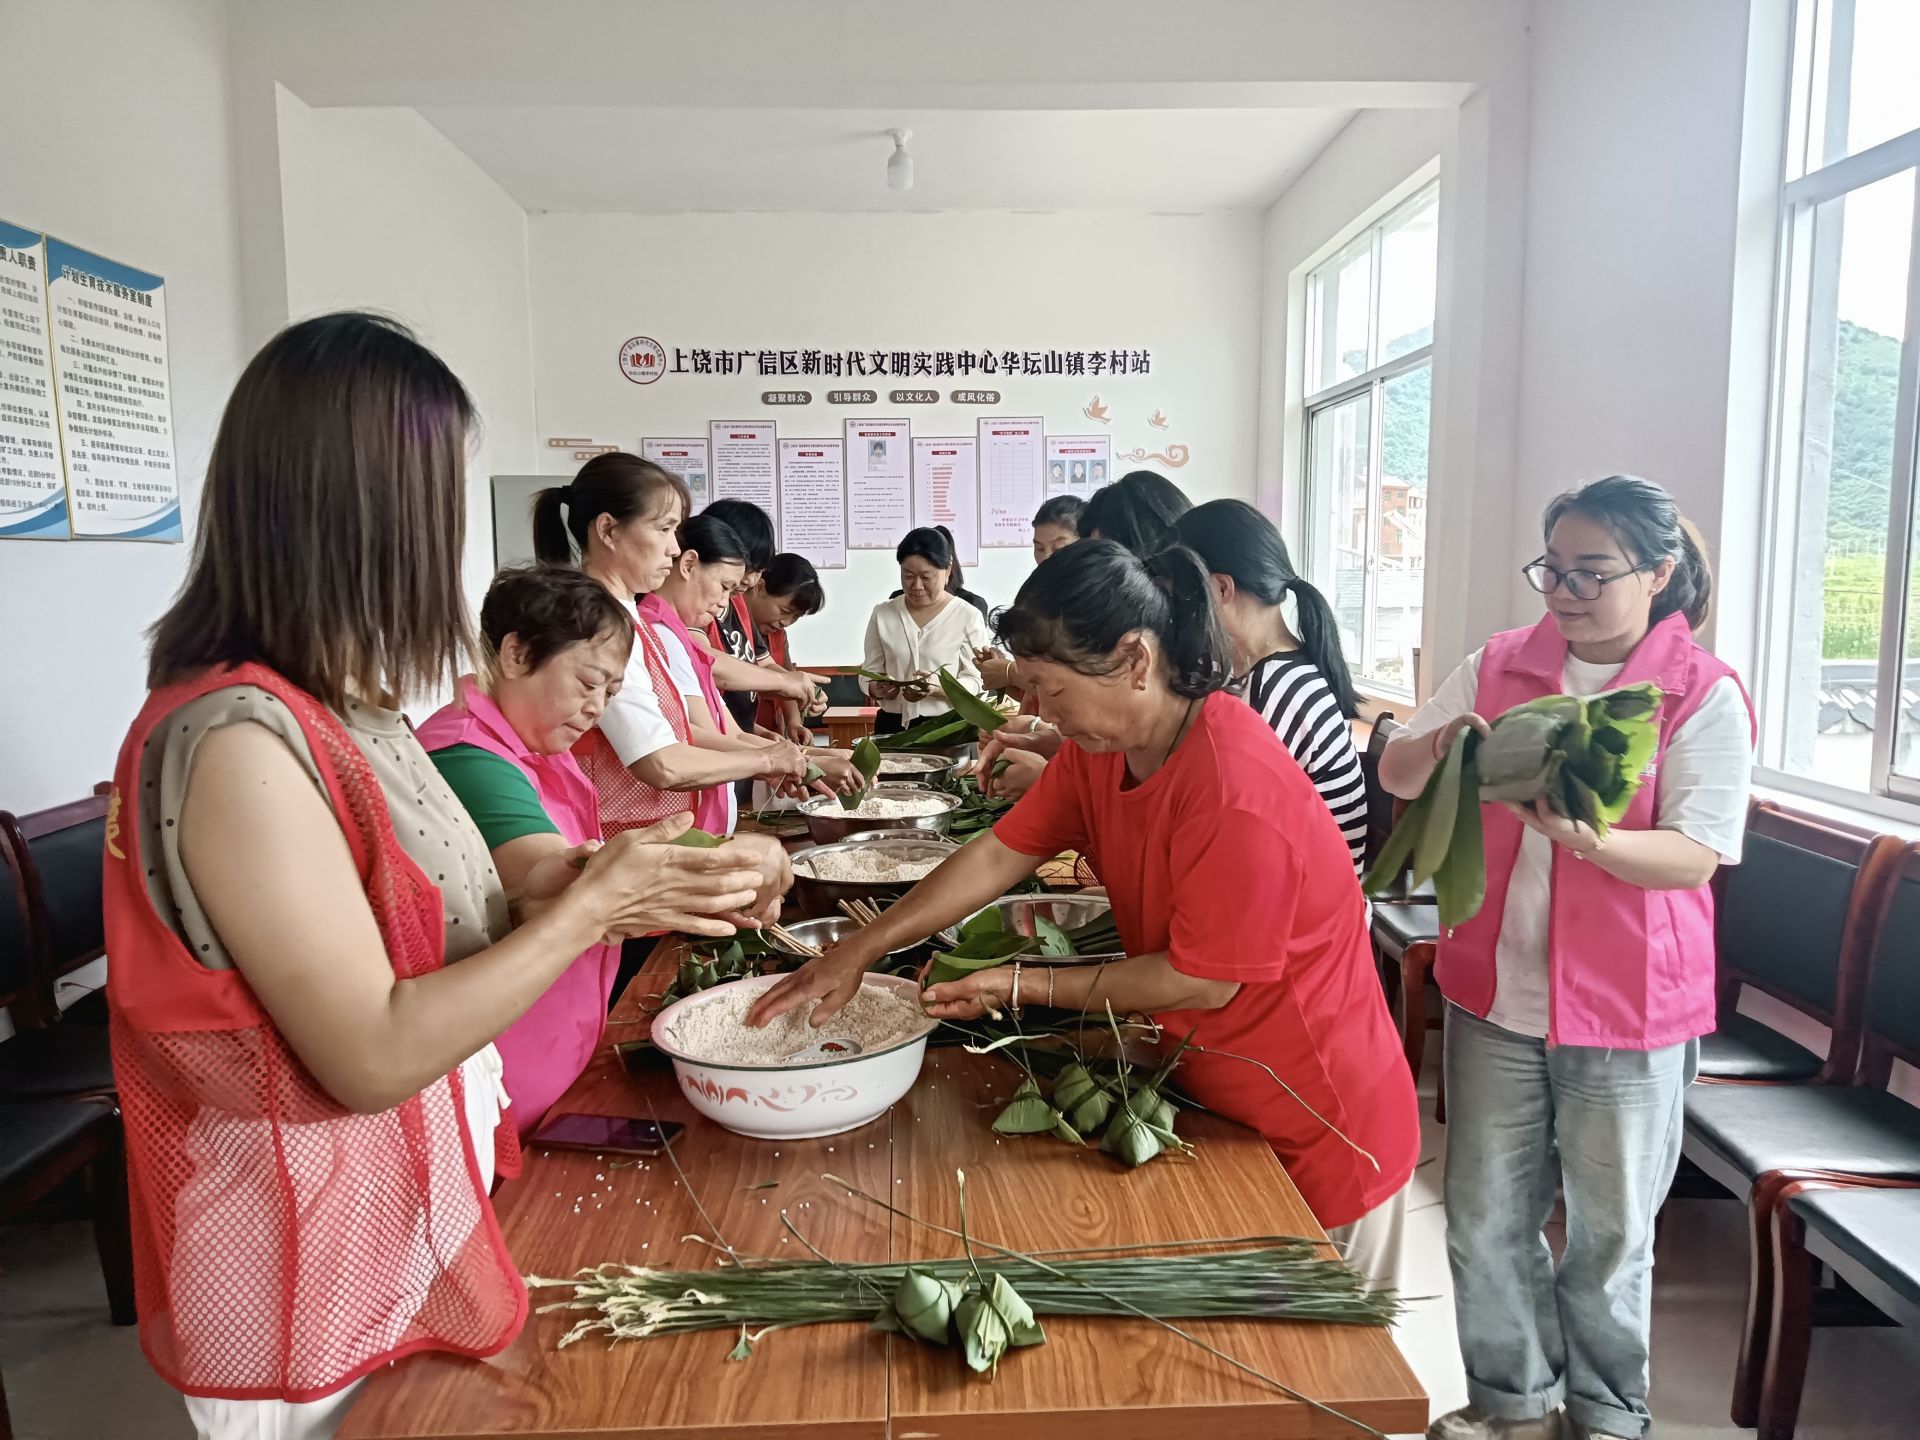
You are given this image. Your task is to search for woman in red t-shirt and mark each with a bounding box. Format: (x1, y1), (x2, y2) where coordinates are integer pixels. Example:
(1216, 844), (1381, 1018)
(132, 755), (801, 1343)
(750, 539), (1419, 1286)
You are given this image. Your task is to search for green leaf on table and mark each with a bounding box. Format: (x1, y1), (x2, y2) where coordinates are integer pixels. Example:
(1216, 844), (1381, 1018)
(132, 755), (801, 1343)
(891, 1267), (965, 1345)
(992, 1079), (1062, 1135)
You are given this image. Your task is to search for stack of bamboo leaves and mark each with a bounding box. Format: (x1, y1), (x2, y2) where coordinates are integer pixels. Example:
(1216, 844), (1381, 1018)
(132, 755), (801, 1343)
(1362, 682), (1664, 926)
(874, 669), (1010, 751)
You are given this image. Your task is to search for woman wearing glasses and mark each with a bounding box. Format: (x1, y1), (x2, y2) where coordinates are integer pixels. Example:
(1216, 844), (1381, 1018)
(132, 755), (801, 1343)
(1379, 475), (1751, 1440)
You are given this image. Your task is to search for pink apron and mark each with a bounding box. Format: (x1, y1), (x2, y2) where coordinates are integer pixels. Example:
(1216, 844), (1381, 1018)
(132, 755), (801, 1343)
(419, 679), (620, 1137)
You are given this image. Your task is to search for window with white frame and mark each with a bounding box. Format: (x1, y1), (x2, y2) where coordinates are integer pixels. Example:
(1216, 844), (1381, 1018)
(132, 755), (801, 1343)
(1302, 182), (1438, 696)
(1757, 0), (1920, 802)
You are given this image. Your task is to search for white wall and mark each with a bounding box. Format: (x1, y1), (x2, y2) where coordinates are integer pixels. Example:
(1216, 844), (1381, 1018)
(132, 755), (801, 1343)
(1513, 0), (1757, 647)
(526, 212), (1265, 665)
(1258, 94), (1531, 699)
(275, 91), (538, 609)
(0, 0), (246, 812)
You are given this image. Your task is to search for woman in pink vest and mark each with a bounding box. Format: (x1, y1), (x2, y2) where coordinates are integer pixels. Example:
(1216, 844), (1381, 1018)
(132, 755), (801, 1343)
(418, 566), (792, 1139)
(1381, 476), (1753, 1440)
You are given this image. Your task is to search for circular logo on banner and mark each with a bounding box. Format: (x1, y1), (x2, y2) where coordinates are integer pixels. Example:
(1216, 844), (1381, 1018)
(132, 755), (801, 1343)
(619, 336), (667, 385)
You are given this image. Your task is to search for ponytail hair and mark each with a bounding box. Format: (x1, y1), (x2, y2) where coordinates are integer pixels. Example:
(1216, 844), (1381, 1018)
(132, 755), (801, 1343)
(532, 452), (689, 566)
(994, 538), (1231, 700)
(1076, 470), (1192, 555)
(934, 523), (966, 590)
(1172, 500), (1358, 717)
(1543, 474), (1713, 630)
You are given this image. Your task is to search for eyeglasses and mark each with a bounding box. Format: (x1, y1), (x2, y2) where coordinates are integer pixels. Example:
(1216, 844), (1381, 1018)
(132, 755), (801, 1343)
(1521, 558), (1652, 601)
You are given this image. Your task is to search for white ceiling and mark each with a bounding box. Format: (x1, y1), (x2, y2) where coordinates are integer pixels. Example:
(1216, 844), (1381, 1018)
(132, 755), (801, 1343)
(418, 106), (1356, 214)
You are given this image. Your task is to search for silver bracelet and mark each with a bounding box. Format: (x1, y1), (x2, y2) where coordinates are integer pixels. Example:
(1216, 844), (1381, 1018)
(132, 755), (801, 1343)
(1046, 966), (1057, 1007)
(1009, 960), (1024, 1017)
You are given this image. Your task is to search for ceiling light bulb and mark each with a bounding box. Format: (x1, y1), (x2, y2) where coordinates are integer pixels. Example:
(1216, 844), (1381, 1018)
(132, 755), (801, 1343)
(887, 129), (913, 192)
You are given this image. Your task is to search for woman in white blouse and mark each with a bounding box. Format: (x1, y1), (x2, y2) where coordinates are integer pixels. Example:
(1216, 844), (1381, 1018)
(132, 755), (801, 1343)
(863, 527), (992, 733)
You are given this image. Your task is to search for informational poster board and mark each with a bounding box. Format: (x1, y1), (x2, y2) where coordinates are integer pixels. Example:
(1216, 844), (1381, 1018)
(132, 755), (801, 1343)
(0, 222), (66, 540)
(777, 437), (848, 569)
(641, 436), (712, 510)
(45, 237), (179, 540)
(843, 417), (912, 548)
(1045, 434), (1111, 498)
(708, 420), (778, 522)
(977, 416), (1045, 548)
(911, 435), (980, 567)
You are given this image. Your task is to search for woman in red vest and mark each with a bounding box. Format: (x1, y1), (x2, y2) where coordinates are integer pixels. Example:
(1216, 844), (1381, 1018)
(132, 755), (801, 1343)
(1380, 476), (1753, 1440)
(104, 313), (771, 1440)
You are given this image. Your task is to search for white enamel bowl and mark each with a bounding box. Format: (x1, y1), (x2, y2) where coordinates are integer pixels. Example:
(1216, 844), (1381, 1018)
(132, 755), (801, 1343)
(649, 973), (935, 1140)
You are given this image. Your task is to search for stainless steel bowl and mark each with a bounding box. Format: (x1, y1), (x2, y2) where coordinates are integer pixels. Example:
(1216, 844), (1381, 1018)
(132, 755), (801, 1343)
(953, 894), (1121, 964)
(797, 783), (962, 846)
(788, 835), (960, 918)
(761, 914), (921, 960)
(872, 753), (959, 783)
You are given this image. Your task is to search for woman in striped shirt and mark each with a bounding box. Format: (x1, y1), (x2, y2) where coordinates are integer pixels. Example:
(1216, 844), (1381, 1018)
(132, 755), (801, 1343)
(1173, 500), (1366, 873)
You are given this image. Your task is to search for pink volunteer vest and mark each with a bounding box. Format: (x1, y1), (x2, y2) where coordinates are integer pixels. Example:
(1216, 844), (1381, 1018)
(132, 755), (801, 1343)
(418, 680), (620, 1136)
(1434, 613), (1753, 1049)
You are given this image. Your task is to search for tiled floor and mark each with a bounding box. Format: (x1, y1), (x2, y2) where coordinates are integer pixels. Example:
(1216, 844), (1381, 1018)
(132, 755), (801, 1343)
(4, 1068), (1917, 1438)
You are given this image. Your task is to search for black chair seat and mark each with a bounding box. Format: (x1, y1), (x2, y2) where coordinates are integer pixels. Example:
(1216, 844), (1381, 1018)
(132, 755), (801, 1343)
(1683, 1082), (1920, 1198)
(1371, 902), (1440, 958)
(1697, 1013), (1825, 1082)
(0, 1025), (115, 1100)
(0, 1099), (111, 1188)
(1789, 1187), (1920, 1328)
(1368, 872), (1437, 905)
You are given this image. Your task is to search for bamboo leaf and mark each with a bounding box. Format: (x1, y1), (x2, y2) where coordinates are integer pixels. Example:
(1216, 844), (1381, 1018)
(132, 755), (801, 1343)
(891, 1268), (965, 1345)
(940, 668), (1008, 734)
(992, 1080), (1061, 1136)
(1032, 918), (1074, 958)
(840, 738), (884, 809)
(1411, 732), (1469, 886)
(1362, 777), (1435, 897)
(1432, 753), (1486, 928)
(670, 828), (727, 848)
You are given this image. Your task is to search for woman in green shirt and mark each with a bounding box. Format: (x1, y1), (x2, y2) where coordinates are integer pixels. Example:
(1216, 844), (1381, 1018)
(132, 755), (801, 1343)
(419, 565), (789, 1135)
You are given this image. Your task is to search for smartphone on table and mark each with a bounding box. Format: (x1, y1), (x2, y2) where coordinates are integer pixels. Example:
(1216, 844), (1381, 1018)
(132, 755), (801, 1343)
(529, 1112), (684, 1157)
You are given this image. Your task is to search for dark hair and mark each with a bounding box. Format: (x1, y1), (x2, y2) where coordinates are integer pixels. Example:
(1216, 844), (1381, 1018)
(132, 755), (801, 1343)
(532, 453), (688, 566)
(479, 565), (633, 674)
(1173, 500), (1358, 718)
(1077, 470), (1192, 555)
(934, 524), (967, 590)
(762, 552), (825, 617)
(676, 513), (751, 569)
(702, 498), (776, 574)
(1542, 474), (1713, 630)
(1033, 494), (1086, 531)
(896, 526), (954, 570)
(995, 538), (1231, 700)
(149, 312), (475, 709)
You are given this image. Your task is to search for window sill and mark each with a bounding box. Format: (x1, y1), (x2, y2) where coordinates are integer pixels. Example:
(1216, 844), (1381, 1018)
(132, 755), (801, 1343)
(1751, 769), (1920, 841)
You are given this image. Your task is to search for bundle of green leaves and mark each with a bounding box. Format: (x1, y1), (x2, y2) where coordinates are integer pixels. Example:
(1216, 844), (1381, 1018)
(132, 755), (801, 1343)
(1363, 682), (1664, 926)
(924, 907), (1122, 986)
(874, 669), (1010, 751)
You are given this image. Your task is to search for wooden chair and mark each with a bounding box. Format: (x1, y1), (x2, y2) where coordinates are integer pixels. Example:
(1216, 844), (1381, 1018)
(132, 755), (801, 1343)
(1684, 837), (1920, 1427)
(0, 794), (115, 1101)
(1698, 801), (1901, 1085)
(1755, 1177), (1920, 1439)
(0, 1096), (137, 1437)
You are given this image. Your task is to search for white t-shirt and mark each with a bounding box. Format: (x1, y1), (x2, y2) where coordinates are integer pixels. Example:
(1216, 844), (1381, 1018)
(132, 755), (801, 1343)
(1404, 647), (1752, 1038)
(654, 622), (739, 837)
(597, 597), (678, 767)
(862, 594), (994, 723)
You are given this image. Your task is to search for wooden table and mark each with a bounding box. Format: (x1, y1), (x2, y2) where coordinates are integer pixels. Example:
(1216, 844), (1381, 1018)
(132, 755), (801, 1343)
(340, 944), (1426, 1440)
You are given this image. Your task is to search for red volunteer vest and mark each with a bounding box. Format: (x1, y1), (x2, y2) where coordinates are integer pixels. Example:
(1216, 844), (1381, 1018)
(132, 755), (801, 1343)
(103, 663), (525, 1400)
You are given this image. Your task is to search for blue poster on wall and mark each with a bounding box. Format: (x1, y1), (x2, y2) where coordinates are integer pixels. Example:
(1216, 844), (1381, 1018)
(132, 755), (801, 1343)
(0, 220), (69, 540)
(44, 236), (180, 542)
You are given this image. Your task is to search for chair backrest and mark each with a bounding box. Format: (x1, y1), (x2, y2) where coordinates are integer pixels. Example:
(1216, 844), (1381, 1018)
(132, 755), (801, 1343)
(1716, 801), (1887, 1028)
(12, 793), (109, 990)
(0, 818), (40, 1024)
(1857, 841), (1920, 1086)
(1360, 713), (1400, 868)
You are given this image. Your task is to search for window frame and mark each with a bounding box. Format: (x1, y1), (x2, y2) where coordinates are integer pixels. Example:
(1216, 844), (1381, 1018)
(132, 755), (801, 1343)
(1754, 0), (1920, 808)
(1301, 180), (1438, 699)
